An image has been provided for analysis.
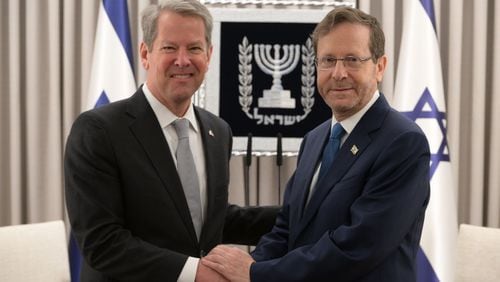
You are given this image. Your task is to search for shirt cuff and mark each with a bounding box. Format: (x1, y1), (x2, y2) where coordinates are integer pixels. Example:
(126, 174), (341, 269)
(177, 256), (199, 282)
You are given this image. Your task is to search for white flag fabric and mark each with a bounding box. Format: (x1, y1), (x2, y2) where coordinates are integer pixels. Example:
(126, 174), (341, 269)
(70, 1), (136, 281)
(393, 0), (457, 281)
(85, 0), (136, 110)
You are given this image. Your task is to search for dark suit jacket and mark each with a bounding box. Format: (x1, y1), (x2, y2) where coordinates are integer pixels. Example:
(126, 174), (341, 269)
(64, 88), (277, 282)
(250, 95), (430, 282)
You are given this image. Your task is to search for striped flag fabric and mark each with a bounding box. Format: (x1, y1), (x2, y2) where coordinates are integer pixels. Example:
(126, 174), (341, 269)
(69, 0), (136, 281)
(85, 0), (136, 110)
(393, 0), (458, 281)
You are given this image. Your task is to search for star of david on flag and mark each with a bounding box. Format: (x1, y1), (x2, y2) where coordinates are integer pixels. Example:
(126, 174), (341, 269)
(393, 0), (458, 281)
(403, 88), (450, 179)
(69, 1), (136, 281)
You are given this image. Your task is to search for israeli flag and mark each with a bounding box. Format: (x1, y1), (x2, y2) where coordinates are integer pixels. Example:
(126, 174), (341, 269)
(85, 0), (136, 110)
(393, 0), (457, 281)
(69, 1), (135, 281)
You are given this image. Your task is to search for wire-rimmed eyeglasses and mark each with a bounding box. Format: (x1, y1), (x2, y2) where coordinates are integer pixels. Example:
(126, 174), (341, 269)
(315, 55), (373, 70)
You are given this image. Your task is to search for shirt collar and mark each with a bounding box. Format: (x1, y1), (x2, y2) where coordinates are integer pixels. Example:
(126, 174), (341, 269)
(142, 83), (199, 132)
(332, 90), (380, 134)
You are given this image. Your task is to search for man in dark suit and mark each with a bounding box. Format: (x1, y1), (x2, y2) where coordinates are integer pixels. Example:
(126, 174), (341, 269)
(64, 1), (277, 281)
(202, 6), (430, 282)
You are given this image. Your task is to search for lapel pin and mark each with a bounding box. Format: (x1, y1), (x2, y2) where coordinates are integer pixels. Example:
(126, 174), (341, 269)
(209, 130), (214, 137)
(350, 145), (359, 155)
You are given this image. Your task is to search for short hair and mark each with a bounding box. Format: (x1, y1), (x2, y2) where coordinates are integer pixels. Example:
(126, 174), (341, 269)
(141, 0), (213, 50)
(312, 6), (385, 61)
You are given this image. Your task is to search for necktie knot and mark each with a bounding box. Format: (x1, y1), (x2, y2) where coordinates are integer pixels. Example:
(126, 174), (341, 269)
(330, 123), (345, 140)
(173, 118), (190, 139)
(317, 123), (345, 180)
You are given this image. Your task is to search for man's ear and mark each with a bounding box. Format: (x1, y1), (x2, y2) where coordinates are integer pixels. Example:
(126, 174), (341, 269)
(376, 54), (387, 83)
(205, 44), (213, 72)
(140, 42), (150, 70)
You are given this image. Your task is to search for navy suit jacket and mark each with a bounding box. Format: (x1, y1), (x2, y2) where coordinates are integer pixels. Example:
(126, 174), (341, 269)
(251, 95), (430, 282)
(65, 88), (277, 282)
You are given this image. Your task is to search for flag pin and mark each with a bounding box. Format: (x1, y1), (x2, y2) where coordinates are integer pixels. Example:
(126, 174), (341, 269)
(350, 145), (359, 155)
(209, 130), (214, 137)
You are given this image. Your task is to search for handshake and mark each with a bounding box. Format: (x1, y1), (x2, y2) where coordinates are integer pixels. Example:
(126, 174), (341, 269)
(196, 245), (254, 282)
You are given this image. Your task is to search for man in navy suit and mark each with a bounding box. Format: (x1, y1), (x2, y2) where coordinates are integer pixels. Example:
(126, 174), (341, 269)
(64, 1), (277, 281)
(202, 6), (430, 282)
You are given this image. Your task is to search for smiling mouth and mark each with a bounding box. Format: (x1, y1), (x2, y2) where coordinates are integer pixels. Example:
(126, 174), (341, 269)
(331, 87), (352, 92)
(173, 73), (193, 78)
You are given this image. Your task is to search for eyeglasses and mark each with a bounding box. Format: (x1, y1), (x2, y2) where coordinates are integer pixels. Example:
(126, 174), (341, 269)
(315, 56), (373, 70)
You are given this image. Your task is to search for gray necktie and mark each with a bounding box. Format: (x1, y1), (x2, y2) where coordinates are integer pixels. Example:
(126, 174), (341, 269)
(173, 118), (202, 239)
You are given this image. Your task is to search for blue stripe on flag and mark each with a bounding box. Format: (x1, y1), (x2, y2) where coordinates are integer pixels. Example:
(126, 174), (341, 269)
(69, 232), (82, 282)
(103, 0), (134, 72)
(95, 91), (111, 108)
(416, 248), (439, 282)
(420, 0), (437, 32)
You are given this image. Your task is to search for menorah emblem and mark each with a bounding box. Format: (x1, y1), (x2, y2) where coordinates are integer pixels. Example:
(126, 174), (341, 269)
(254, 44), (300, 109)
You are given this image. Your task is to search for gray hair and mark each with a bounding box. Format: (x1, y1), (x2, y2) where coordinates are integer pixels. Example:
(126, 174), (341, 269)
(141, 0), (213, 50)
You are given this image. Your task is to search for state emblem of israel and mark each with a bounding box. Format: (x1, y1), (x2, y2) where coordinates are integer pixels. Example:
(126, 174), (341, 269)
(238, 36), (316, 126)
(218, 22), (330, 138)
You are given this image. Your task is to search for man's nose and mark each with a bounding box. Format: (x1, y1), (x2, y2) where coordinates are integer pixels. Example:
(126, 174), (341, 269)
(174, 49), (191, 67)
(331, 60), (348, 80)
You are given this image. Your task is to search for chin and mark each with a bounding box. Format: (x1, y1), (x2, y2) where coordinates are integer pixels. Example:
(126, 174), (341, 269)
(332, 102), (357, 113)
(172, 86), (196, 96)
(176, 92), (195, 101)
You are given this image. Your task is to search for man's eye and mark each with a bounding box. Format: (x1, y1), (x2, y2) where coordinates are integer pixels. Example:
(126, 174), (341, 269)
(160, 46), (175, 52)
(324, 57), (336, 63)
(190, 46), (204, 53)
(345, 57), (359, 63)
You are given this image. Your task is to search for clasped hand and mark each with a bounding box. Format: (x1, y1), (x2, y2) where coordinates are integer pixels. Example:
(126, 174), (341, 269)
(196, 245), (254, 282)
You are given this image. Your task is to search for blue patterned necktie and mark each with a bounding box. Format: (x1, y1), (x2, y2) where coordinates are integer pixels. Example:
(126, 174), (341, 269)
(318, 123), (345, 181)
(173, 118), (202, 240)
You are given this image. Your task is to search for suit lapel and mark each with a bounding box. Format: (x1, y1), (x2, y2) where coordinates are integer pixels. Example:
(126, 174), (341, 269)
(295, 95), (391, 239)
(126, 90), (198, 244)
(298, 131), (371, 230)
(295, 121), (330, 221)
(194, 109), (217, 241)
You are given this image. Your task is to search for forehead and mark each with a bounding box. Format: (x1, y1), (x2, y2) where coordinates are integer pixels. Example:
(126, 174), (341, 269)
(154, 11), (206, 43)
(317, 22), (371, 56)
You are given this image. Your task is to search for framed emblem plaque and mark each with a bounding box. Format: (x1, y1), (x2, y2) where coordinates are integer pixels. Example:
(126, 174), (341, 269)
(202, 8), (342, 153)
